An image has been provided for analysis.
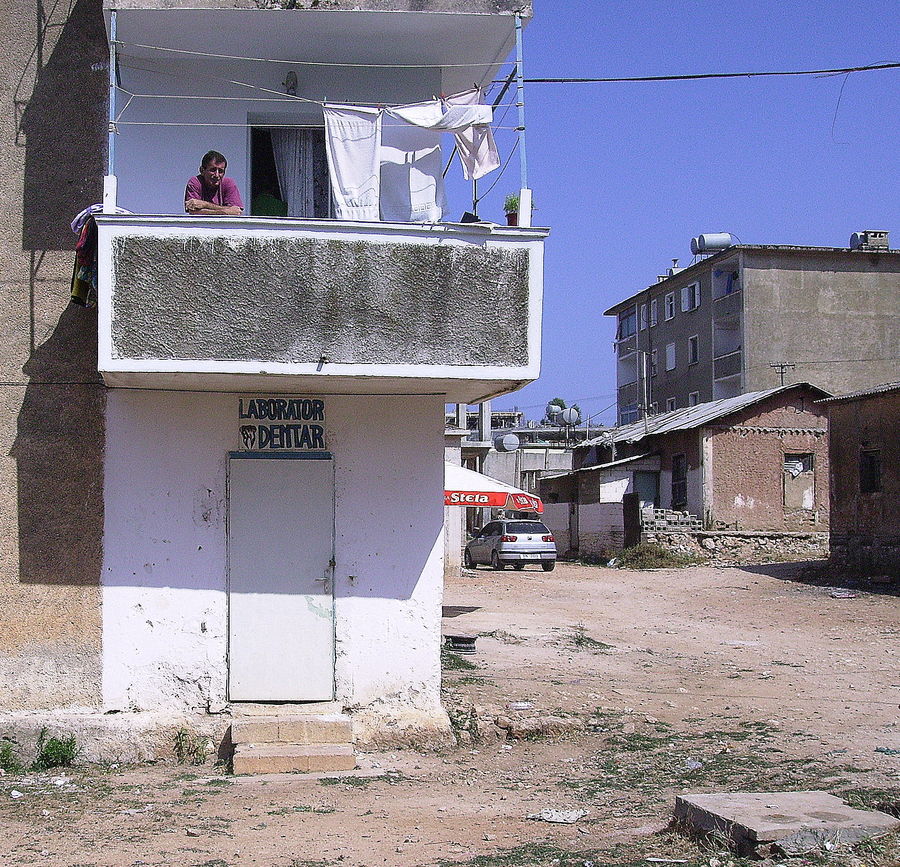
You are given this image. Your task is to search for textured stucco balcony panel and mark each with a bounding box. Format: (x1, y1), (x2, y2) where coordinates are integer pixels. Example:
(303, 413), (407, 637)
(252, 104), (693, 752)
(96, 216), (546, 402)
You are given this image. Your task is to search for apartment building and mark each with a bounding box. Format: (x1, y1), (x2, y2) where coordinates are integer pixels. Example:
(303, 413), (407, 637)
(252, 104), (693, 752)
(1, 0), (543, 757)
(605, 232), (900, 425)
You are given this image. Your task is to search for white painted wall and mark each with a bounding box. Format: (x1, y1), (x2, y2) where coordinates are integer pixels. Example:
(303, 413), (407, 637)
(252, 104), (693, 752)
(102, 391), (445, 718)
(114, 58), (442, 217)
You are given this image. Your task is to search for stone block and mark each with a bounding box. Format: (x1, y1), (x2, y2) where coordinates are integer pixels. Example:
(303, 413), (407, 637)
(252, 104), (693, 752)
(675, 791), (899, 855)
(230, 718), (280, 743)
(232, 743), (356, 775)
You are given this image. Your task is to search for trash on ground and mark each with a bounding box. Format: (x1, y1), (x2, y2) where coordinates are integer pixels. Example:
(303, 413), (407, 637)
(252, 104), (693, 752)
(508, 701), (534, 711)
(526, 807), (588, 824)
(875, 747), (900, 756)
(830, 589), (858, 599)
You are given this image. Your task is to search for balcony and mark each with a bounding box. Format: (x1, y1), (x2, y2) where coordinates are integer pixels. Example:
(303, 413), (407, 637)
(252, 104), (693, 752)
(96, 215), (547, 402)
(713, 349), (743, 380)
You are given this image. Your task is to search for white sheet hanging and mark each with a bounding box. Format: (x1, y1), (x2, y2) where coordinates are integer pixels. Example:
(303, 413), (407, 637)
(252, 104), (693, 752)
(323, 90), (499, 223)
(380, 122), (446, 223)
(323, 105), (382, 221)
(445, 88), (501, 181)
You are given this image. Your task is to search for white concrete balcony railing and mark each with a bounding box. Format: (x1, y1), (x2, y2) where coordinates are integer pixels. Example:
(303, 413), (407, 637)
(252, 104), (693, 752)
(95, 215), (547, 403)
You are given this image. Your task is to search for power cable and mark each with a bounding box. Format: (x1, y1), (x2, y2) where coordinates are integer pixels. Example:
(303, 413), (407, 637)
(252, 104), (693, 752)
(520, 61), (899, 84)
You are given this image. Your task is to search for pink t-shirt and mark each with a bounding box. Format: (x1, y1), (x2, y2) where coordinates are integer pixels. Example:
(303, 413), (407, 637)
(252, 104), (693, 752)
(184, 175), (244, 210)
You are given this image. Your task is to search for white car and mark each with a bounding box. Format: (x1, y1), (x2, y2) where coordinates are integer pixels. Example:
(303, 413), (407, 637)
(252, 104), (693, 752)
(464, 519), (557, 571)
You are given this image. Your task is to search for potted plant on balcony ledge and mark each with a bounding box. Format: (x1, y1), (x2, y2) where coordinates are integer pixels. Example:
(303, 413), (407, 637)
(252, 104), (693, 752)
(504, 193), (520, 226)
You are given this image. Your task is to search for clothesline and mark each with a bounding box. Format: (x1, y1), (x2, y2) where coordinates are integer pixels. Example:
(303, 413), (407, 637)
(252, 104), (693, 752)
(114, 40), (516, 70)
(118, 62), (512, 112)
(112, 120), (523, 130)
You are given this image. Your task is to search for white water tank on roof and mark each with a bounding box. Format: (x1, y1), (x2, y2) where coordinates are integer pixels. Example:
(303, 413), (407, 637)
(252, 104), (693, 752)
(691, 233), (733, 254)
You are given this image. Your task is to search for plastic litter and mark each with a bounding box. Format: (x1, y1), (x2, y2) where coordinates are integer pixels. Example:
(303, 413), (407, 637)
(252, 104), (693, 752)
(526, 808), (588, 824)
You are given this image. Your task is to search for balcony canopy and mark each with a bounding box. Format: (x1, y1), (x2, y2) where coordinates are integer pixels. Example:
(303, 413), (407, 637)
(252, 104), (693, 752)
(105, 5), (522, 95)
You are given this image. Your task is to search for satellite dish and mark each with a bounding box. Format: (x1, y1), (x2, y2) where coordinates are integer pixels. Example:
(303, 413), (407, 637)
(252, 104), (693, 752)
(494, 433), (521, 453)
(559, 407), (581, 426)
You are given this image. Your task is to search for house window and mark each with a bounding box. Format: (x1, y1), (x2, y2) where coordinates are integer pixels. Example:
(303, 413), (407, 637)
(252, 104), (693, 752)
(688, 335), (700, 365)
(666, 397), (677, 412)
(664, 292), (676, 320)
(860, 449), (881, 493)
(618, 306), (637, 340)
(620, 404), (639, 425)
(665, 342), (676, 371)
(650, 349), (658, 377)
(688, 391), (700, 406)
(671, 453), (687, 509)
(783, 453), (815, 510)
(639, 304), (648, 330)
(649, 299), (658, 326)
(681, 281), (701, 311)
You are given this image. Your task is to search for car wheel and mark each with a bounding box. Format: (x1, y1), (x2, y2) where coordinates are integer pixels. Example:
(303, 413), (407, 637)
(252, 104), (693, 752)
(491, 551), (504, 570)
(464, 549), (474, 569)
(541, 560), (556, 572)
(513, 563), (525, 570)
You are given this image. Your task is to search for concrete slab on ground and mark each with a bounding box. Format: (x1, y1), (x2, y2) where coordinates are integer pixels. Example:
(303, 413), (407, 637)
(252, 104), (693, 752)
(675, 791), (899, 854)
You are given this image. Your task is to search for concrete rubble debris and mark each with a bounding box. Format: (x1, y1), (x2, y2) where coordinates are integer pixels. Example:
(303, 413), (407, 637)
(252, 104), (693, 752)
(526, 807), (589, 823)
(674, 791), (900, 856)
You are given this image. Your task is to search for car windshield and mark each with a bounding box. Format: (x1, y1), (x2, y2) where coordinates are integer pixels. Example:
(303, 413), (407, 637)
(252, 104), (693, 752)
(506, 522), (549, 534)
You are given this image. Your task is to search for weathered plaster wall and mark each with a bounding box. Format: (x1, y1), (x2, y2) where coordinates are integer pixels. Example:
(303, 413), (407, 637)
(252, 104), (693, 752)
(0, 0), (108, 710)
(707, 396), (829, 531)
(827, 390), (899, 574)
(110, 235), (530, 367)
(102, 391), (445, 718)
(742, 250), (900, 394)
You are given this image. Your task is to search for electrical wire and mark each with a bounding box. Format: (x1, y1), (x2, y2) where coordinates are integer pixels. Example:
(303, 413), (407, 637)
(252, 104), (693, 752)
(520, 61), (900, 84)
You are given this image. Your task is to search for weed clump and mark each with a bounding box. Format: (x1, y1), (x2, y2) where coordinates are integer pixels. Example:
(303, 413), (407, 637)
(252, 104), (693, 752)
(173, 727), (211, 765)
(32, 727), (80, 770)
(441, 647), (478, 671)
(0, 739), (22, 772)
(615, 542), (706, 570)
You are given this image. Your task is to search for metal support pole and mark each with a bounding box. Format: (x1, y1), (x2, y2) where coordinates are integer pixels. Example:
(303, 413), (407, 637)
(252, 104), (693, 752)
(107, 10), (117, 177)
(514, 13), (528, 192)
(104, 10), (118, 211)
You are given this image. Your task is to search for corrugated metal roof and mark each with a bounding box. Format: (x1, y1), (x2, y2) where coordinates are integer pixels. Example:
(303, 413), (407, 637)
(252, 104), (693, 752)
(818, 381), (900, 403)
(583, 383), (830, 447)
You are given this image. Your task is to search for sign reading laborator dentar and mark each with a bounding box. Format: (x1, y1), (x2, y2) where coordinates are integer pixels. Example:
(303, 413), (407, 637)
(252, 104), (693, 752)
(238, 397), (326, 451)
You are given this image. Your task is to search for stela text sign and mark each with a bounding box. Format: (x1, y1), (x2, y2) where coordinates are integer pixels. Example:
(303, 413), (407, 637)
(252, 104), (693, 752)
(238, 397), (326, 451)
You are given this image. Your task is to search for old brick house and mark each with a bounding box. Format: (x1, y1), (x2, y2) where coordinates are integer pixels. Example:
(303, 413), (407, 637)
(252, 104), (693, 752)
(822, 382), (899, 576)
(540, 384), (830, 557)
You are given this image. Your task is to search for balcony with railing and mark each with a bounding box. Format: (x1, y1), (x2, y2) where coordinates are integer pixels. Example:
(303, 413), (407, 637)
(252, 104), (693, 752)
(95, 2), (542, 402)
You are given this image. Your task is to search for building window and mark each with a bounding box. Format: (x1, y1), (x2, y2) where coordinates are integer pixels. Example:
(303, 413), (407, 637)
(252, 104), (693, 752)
(650, 349), (658, 377)
(671, 453), (687, 509)
(860, 449), (881, 493)
(664, 292), (676, 321)
(665, 342), (676, 371)
(688, 391), (700, 406)
(666, 397), (677, 412)
(620, 404), (639, 425)
(649, 299), (658, 326)
(688, 335), (700, 365)
(783, 453), (815, 510)
(617, 306), (637, 340)
(681, 281), (701, 311)
(639, 304), (648, 330)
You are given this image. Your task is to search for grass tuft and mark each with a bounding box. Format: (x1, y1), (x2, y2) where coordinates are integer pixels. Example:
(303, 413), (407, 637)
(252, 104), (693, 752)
(32, 727), (80, 771)
(615, 543), (706, 570)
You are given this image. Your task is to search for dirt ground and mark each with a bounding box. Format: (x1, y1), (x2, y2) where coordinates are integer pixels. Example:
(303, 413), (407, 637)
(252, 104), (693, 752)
(1, 560), (898, 867)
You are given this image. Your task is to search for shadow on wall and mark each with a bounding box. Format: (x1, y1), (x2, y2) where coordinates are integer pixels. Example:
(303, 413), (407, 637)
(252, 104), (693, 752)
(19, 0), (107, 253)
(10, 306), (105, 586)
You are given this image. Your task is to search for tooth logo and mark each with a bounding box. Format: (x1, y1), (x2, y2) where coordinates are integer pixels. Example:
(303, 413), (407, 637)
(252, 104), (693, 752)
(240, 425), (257, 449)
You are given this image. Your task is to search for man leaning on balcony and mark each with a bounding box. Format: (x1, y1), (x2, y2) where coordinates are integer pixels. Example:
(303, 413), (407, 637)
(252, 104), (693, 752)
(184, 150), (244, 216)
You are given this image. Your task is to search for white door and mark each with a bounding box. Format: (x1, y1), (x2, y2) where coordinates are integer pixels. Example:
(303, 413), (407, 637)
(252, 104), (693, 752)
(227, 455), (335, 702)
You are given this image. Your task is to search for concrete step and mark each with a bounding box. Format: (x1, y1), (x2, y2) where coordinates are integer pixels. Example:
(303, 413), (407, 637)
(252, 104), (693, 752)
(233, 743), (356, 775)
(232, 701), (344, 717)
(231, 714), (352, 745)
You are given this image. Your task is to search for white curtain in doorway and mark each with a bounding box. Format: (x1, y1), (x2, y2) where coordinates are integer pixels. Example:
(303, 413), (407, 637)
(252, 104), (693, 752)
(270, 128), (319, 218)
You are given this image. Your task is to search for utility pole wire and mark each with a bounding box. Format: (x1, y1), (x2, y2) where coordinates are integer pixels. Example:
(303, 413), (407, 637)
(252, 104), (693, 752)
(521, 61), (900, 84)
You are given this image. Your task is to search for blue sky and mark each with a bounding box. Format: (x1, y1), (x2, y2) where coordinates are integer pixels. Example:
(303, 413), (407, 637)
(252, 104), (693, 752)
(466, 1), (899, 424)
